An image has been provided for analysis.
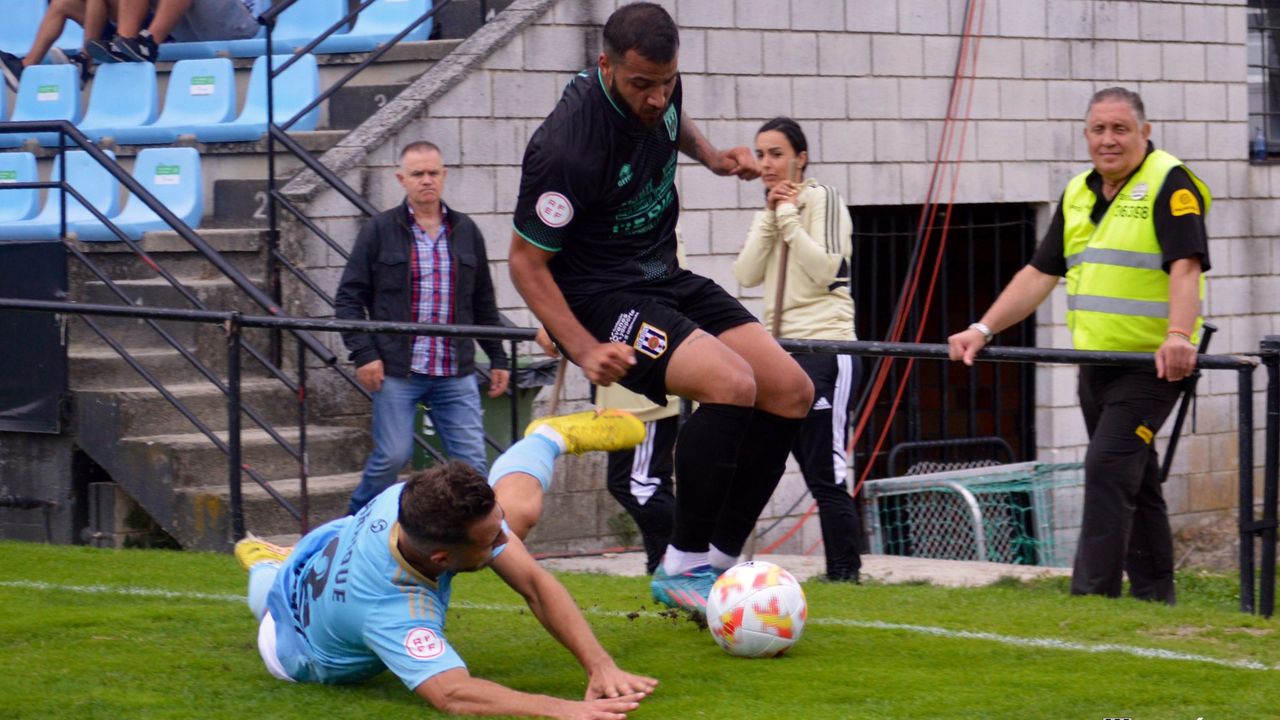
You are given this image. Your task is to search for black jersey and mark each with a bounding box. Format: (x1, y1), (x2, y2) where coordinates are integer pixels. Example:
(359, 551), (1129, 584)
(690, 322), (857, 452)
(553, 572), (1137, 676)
(513, 67), (683, 302)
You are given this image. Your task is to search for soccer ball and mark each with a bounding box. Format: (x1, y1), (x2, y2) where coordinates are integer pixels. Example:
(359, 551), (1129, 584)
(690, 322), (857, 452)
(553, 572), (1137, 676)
(706, 560), (807, 658)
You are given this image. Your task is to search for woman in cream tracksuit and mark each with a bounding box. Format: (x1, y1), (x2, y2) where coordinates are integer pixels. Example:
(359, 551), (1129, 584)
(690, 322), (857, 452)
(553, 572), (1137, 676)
(733, 116), (863, 582)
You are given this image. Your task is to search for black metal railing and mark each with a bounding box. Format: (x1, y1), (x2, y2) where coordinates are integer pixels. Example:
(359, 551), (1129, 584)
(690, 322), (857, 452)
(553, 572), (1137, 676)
(2, 296), (1275, 616)
(0, 122), (343, 525)
(0, 122), (478, 534)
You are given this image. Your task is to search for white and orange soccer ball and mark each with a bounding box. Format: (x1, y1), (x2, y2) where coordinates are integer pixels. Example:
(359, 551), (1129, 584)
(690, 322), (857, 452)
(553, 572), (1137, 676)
(706, 560), (807, 658)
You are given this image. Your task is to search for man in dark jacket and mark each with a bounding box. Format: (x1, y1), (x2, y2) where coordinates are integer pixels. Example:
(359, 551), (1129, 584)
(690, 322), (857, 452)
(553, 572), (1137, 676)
(336, 141), (510, 515)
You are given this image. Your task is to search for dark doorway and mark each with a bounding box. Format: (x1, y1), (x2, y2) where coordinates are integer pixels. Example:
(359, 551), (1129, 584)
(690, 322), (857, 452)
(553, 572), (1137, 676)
(850, 203), (1040, 478)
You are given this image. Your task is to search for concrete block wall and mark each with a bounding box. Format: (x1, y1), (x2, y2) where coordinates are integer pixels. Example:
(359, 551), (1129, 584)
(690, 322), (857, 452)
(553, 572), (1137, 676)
(284, 0), (1270, 561)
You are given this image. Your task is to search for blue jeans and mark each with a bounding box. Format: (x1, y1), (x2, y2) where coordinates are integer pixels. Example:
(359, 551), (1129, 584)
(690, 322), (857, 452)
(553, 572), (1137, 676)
(347, 373), (487, 514)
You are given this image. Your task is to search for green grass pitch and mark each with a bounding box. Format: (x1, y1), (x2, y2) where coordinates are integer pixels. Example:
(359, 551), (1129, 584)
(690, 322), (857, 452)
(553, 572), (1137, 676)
(1, 540), (1277, 719)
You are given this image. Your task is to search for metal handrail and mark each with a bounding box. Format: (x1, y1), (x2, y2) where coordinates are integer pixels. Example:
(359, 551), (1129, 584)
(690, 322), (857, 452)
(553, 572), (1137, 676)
(2, 298), (1275, 618)
(0, 121), (336, 365)
(63, 239), (303, 459)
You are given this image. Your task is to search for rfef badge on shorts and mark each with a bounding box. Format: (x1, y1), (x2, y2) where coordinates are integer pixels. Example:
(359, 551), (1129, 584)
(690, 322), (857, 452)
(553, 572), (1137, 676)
(633, 322), (668, 359)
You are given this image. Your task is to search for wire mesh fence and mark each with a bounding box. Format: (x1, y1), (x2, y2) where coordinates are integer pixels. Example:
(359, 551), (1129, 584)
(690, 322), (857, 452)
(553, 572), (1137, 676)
(863, 462), (1085, 567)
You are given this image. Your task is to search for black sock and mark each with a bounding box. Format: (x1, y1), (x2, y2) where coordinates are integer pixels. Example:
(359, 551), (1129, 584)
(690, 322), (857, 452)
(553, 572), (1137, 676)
(670, 403), (754, 552)
(710, 410), (805, 556)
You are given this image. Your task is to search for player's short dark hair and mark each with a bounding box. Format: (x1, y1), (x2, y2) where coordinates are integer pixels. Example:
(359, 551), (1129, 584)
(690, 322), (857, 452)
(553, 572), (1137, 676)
(756, 116), (809, 157)
(400, 140), (442, 159)
(1086, 87), (1146, 124)
(398, 461), (496, 548)
(603, 2), (679, 64)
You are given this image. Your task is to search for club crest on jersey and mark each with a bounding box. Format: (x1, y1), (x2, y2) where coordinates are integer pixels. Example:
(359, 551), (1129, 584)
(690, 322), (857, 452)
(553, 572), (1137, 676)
(404, 627), (445, 660)
(633, 322), (668, 359)
(536, 191), (574, 228)
(617, 163), (633, 187)
(663, 104), (678, 142)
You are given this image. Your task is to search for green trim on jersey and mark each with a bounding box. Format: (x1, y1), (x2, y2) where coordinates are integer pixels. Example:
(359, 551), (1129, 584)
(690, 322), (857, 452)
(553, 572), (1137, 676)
(598, 67), (626, 118)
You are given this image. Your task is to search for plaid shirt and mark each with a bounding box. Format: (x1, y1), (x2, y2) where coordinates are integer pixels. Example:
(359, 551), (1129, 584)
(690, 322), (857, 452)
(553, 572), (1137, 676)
(407, 204), (455, 375)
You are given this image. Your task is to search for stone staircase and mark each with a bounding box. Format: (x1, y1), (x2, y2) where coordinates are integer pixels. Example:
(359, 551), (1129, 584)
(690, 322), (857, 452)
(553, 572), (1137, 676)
(59, 37), (470, 550)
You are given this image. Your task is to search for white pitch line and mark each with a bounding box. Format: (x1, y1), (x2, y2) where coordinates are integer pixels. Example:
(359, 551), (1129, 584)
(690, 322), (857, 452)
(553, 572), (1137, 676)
(0, 579), (245, 603)
(4, 579), (1274, 672)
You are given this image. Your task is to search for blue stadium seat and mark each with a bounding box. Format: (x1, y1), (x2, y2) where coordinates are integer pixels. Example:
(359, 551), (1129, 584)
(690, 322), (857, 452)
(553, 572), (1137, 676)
(75, 147), (202, 241)
(78, 62), (159, 143)
(0, 149), (120, 241)
(0, 0), (43, 55)
(156, 0), (269, 60)
(156, 30), (263, 61)
(314, 0), (432, 54)
(0, 64), (84, 148)
(110, 58), (235, 145)
(0, 75), (8, 121)
(192, 54), (319, 143)
(225, 0), (348, 57)
(0, 152), (40, 222)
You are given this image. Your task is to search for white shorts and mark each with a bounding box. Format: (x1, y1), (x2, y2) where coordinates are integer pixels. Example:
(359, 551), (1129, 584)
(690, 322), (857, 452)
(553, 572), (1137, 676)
(257, 611), (295, 683)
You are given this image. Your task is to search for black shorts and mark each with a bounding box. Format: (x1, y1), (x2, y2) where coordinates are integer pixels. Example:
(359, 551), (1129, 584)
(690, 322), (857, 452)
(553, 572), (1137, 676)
(565, 270), (758, 404)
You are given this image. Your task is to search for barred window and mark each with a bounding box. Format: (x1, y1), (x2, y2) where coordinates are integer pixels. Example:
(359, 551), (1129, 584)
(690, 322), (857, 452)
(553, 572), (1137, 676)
(1248, 1), (1280, 161)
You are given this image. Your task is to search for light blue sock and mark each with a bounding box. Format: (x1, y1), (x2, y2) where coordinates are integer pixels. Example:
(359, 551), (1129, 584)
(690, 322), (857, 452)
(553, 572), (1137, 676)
(487, 434), (561, 491)
(247, 562), (279, 621)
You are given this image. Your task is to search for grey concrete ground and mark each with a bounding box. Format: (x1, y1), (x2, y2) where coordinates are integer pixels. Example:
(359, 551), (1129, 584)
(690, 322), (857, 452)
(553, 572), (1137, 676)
(539, 552), (1072, 588)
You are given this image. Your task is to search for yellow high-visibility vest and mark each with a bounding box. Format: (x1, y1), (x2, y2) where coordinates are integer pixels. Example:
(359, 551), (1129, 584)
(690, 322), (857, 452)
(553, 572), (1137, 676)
(1062, 149), (1210, 352)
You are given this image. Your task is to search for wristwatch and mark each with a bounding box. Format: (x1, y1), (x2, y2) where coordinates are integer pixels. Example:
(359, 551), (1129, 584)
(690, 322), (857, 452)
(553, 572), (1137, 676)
(968, 322), (993, 343)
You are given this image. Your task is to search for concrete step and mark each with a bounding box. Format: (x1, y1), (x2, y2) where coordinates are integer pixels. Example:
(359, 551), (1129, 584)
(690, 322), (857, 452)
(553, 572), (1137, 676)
(228, 471), (359, 536)
(328, 83), (411, 130)
(71, 346), (218, 388)
(167, 471), (358, 550)
(212, 180), (269, 226)
(78, 275), (264, 309)
(67, 228), (266, 282)
(67, 273), (273, 353)
(120, 424), (369, 486)
(74, 378), (299, 437)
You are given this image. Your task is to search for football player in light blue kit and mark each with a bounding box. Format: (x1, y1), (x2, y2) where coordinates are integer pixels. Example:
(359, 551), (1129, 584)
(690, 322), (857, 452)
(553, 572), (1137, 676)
(236, 410), (656, 719)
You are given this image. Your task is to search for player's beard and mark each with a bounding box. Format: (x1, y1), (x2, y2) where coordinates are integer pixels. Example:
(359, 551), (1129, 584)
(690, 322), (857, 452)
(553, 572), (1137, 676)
(608, 76), (664, 128)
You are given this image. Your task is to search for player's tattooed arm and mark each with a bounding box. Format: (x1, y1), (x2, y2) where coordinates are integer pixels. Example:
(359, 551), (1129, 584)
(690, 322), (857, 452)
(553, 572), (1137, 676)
(678, 111), (760, 180)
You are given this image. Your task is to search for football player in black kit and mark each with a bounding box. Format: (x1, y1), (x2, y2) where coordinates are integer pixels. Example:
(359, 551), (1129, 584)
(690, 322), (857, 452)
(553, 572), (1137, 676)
(509, 2), (813, 614)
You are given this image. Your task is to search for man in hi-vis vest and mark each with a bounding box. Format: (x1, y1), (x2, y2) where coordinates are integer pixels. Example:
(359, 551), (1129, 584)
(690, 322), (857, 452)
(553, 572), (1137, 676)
(948, 87), (1210, 604)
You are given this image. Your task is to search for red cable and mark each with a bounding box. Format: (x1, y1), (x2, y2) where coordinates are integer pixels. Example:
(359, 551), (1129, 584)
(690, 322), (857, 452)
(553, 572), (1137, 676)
(763, 0), (987, 555)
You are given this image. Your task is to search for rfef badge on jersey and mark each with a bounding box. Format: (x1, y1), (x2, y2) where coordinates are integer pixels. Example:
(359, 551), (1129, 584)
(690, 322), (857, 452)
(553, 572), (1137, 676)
(536, 191), (574, 228)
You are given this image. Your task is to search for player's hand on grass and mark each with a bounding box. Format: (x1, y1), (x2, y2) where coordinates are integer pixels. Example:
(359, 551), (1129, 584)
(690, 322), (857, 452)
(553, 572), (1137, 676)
(584, 663), (658, 701)
(710, 146), (760, 180)
(560, 692), (648, 720)
(947, 328), (987, 366)
(578, 342), (635, 386)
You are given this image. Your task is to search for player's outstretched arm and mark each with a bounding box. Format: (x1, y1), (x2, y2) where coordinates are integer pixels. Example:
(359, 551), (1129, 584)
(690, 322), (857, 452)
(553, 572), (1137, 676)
(509, 233), (635, 385)
(416, 668), (646, 719)
(677, 110), (760, 180)
(491, 533), (658, 701)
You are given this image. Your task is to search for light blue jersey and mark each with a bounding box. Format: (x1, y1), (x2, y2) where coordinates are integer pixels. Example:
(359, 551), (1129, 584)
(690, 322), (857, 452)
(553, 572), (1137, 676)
(265, 484), (507, 689)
